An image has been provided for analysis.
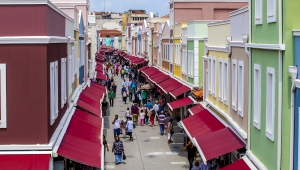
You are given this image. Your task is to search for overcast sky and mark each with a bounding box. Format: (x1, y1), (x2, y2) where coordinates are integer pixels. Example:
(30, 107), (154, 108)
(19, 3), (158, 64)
(89, 0), (169, 16)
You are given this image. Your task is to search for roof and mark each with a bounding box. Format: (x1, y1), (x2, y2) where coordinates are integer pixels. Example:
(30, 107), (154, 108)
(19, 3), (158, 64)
(98, 30), (122, 37)
(162, 14), (169, 18)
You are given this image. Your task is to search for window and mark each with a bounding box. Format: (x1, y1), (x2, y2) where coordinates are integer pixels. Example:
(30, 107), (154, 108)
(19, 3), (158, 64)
(232, 59), (237, 111)
(212, 58), (216, 97)
(50, 61), (58, 125)
(255, 0), (263, 25)
(208, 57), (212, 94)
(253, 64), (261, 129)
(61, 58), (67, 108)
(182, 50), (187, 75)
(267, 0), (276, 23)
(266, 67), (275, 141)
(0, 64), (7, 128)
(238, 61), (244, 117)
(223, 60), (228, 105)
(218, 59), (223, 101)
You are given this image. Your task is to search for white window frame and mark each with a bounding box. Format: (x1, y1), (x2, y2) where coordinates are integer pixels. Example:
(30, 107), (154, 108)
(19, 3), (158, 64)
(238, 61), (244, 117)
(208, 57), (212, 94)
(253, 64), (261, 129)
(255, 0), (263, 25)
(0, 64), (7, 128)
(266, 67), (275, 141)
(218, 59), (223, 102)
(61, 58), (67, 108)
(232, 59), (237, 111)
(267, 0), (276, 23)
(50, 61), (58, 125)
(223, 60), (228, 105)
(212, 57), (216, 97)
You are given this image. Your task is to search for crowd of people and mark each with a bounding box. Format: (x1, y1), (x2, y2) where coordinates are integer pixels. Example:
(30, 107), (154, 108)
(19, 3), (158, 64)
(101, 55), (222, 170)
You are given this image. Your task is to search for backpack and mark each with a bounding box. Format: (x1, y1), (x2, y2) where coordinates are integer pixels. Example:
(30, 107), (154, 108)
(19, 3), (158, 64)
(121, 69), (125, 74)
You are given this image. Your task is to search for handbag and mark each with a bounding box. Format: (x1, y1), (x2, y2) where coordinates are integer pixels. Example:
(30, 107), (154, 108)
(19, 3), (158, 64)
(171, 130), (174, 135)
(123, 152), (126, 160)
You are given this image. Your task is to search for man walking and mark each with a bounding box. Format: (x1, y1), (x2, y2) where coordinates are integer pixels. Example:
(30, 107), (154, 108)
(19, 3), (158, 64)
(131, 103), (139, 125)
(108, 89), (115, 107)
(112, 115), (121, 136)
(183, 141), (197, 170)
(158, 111), (166, 136)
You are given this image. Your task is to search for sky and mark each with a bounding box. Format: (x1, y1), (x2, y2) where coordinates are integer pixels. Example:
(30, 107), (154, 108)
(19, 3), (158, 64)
(89, 0), (169, 16)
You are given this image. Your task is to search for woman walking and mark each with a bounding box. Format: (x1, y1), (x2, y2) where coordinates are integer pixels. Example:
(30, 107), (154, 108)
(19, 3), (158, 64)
(108, 89), (115, 107)
(142, 104), (149, 124)
(101, 99), (108, 116)
(112, 136), (124, 165)
(121, 86), (128, 104)
(167, 118), (174, 144)
(149, 109), (156, 127)
(120, 117), (128, 139)
(126, 117), (134, 141)
(112, 82), (117, 97)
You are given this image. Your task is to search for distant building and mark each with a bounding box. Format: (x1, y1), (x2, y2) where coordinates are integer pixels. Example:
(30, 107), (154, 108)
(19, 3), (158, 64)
(95, 12), (123, 31)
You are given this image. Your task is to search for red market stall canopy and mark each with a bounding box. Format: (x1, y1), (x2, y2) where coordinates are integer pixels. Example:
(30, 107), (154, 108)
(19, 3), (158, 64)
(181, 105), (246, 165)
(139, 65), (149, 71)
(194, 127), (246, 164)
(169, 85), (191, 99)
(0, 154), (50, 169)
(167, 96), (196, 111)
(220, 158), (251, 170)
(188, 104), (205, 115)
(96, 72), (107, 81)
(57, 109), (103, 169)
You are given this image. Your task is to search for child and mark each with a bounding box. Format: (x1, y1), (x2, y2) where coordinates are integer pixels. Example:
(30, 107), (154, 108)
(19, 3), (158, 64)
(139, 110), (145, 126)
(125, 108), (130, 120)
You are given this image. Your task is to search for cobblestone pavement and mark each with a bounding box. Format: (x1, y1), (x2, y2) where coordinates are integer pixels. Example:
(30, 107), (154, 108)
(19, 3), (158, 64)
(102, 71), (191, 170)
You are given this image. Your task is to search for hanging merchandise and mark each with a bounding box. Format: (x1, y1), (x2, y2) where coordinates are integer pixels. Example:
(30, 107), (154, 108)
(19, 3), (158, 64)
(106, 37), (111, 46)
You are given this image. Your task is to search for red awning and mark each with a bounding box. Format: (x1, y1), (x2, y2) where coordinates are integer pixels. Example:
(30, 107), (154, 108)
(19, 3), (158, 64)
(130, 57), (144, 63)
(188, 104), (205, 115)
(151, 75), (170, 84)
(77, 99), (101, 117)
(220, 159), (251, 170)
(157, 78), (178, 92)
(169, 85), (191, 99)
(134, 59), (146, 65)
(181, 108), (225, 139)
(96, 72), (107, 80)
(148, 71), (165, 80)
(167, 97), (195, 111)
(142, 67), (160, 77)
(0, 154), (50, 169)
(139, 65), (149, 71)
(194, 128), (246, 163)
(91, 82), (107, 91)
(164, 83), (183, 93)
(57, 109), (103, 168)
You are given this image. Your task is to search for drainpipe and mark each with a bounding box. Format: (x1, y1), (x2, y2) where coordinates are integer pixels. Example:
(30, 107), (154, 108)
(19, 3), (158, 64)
(278, 0), (283, 169)
(289, 66), (298, 170)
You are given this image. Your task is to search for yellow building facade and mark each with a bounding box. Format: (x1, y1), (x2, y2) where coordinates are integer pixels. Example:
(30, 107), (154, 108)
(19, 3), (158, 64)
(173, 22), (187, 78)
(205, 20), (230, 116)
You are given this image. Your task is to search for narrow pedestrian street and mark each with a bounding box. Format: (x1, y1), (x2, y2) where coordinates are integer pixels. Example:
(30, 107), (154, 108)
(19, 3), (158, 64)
(103, 72), (190, 170)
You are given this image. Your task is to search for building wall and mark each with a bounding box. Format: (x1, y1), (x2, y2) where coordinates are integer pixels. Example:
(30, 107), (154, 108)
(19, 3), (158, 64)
(181, 45), (187, 81)
(174, 39), (181, 77)
(207, 50), (229, 114)
(0, 5), (65, 36)
(283, 1), (300, 169)
(198, 40), (205, 87)
(229, 47), (249, 136)
(207, 22), (230, 46)
(250, 49), (279, 170)
(187, 40), (194, 84)
(162, 39), (170, 71)
(173, 2), (248, 24)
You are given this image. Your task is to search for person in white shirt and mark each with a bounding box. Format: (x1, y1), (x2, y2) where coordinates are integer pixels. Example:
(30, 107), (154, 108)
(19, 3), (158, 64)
(112, 115), (121, 136)
(151, 101), (160, 127)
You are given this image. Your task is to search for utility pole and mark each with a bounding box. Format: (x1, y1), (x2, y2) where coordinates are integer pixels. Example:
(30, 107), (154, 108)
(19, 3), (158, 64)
(104, 0), (105, 12)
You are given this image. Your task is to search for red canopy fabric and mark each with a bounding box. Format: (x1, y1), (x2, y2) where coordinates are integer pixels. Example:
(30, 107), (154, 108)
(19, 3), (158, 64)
(148, 72), (165, 80)
(96, 72), (107, 80)
(143, 67), (160, 77)
(0, 154), (50, 169)
(167, 97), (194, 111)
(139, 65), (149, 71)
(91, 82), (106, 91)
(157, 78), (178, 91)
(57, 109), (102, 168)
(195, 128), (246, 163)
(220, 159), (251, 170)
(164, 83), (183, 93)
(188, 104), (205, 115)
(77, 99), (101, 117)
(151, 75), (170, 84)
(169, 85), (191, 99)
(181, 108), (225, 139)
(134, 59), (146, 65)
(130, 57), (143, 63)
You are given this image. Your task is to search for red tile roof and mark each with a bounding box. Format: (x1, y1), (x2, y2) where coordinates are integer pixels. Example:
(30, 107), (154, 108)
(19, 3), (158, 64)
(98, 30), (122, 37)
